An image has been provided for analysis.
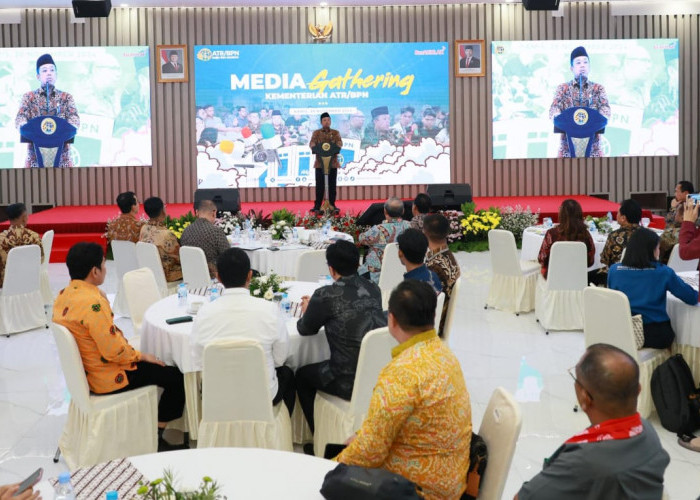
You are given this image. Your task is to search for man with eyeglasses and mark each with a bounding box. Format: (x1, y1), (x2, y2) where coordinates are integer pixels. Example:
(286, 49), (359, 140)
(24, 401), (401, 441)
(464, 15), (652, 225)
(180, 199), (230, 278)
(516, 343), (669, 500)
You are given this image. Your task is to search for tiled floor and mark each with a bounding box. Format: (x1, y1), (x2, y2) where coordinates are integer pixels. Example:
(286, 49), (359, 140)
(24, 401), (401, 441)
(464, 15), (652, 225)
(1, 253), (698, 498)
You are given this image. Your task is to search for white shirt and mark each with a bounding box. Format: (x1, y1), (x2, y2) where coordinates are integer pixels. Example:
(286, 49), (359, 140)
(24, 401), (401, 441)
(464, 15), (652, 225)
(191, 287), (289, 397)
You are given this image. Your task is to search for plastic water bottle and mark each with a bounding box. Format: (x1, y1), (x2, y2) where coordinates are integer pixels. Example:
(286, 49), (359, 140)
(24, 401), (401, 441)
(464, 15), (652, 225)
(323, 220), (331, 238)
(587, 220), (597, 233)
(54, 472), (76, 500)
(233, 225), (241, 241)
(209, 279), (220, 302)
(607, 211), (613, 223)
(177, 283), (188, 307)
(280, 293), (291, 318)
(248, 227), (255, 241)
(292, 227), (299, 243)
(105, 491), (118, 500)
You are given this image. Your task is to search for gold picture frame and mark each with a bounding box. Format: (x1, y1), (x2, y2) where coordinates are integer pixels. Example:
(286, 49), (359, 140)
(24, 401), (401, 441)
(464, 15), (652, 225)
(455, 40), (485, 78)
(157, 44), (188, 83)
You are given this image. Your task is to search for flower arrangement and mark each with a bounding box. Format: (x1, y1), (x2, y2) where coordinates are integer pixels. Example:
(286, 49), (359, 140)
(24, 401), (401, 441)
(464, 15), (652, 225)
(270, 209), (296, 240)
(585, 215), (613, 234)
(460, 211), (501, 241)
(249, 271), (289, 300)
(215, 211), (246, 236)
(499, 205), (540, 242)
(165, 212), (196, 240)
(296, 211), (368, 243)
(438, 210), (466, 244)
(137, 469), (223, 499)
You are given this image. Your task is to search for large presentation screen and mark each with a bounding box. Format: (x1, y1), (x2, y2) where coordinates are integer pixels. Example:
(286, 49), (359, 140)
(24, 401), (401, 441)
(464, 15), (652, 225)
(0, 46), (151, 168)
(194, 42), (450, 188)
(491, 39), (679, 159)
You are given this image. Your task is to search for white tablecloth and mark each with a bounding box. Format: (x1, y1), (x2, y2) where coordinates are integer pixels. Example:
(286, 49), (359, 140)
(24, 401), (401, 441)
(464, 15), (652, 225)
(521, 225), (609, 271)
(667, 271), (700, 380)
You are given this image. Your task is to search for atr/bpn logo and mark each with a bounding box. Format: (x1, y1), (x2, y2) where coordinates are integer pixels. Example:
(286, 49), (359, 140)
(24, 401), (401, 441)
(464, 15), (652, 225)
(197, 48), (213, 61)
(40, 117), (57, 135)
(573, 108), (589, 126)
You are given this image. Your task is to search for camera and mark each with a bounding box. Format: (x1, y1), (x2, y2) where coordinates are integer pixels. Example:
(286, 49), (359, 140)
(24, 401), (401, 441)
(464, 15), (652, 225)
(688, 193), (700, 205)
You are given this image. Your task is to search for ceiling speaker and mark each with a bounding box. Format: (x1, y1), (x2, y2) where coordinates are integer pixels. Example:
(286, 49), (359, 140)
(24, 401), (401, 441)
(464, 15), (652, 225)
(72, 0), (112, 18)
(522, 0), (560, 11)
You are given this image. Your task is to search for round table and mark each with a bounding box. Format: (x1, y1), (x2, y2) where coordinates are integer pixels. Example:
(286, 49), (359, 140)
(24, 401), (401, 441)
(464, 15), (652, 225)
(521, 225), (610, 271)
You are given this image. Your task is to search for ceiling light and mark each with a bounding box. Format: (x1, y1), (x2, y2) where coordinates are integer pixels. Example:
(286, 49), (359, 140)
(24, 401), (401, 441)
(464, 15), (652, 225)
(320, 2), (328, 6)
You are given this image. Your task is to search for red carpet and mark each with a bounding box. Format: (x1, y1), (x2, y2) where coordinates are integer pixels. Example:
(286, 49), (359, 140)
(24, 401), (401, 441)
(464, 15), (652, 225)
(0, 195), (665, 262)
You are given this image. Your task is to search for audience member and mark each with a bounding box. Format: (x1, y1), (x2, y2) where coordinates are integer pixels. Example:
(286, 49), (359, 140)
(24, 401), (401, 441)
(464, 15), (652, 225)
(336, 280), (472, 500)
(358, 197), (411, 283)
(537, 199), (594, 279)
(423, 213), (461, 335)
(296, 240), (386, 434)
(0, 203), (43, 285)
(608, 228), (698, 348)
(410, 192), (431, 230)
(590, 199), (641, 286)
(0, 483), (39, 500)
(139, 197), (183, 282)
(679, 198), (700, 260)
(53, 242), (185, 450)
(105, 191), (144, 244)
(191, 248), (294, 415)
(660, 180), (695, 263)
(516, 344), (669, 500)
(397, 228), (442, 294)
(180, 199), (230, 277)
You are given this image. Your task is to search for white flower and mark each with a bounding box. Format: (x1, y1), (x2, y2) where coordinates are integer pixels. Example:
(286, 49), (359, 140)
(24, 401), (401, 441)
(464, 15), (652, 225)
(263, 289), (274, 300)
(279, 221), (286, 226)
(259, 275), (268, 284)
(253, 288), (261, 296)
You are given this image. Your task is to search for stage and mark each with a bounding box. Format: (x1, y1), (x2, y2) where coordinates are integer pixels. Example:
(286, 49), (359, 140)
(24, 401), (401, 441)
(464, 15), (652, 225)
(1, 195), (665, 262)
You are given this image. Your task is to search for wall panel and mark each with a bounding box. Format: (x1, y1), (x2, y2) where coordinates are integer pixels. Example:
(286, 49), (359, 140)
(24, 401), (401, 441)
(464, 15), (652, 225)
(0, 2), (698, 209)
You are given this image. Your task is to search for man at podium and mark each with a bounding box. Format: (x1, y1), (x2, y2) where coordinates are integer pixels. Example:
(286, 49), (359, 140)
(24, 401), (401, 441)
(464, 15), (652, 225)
(15, 53), (80, 168)
(309, 112), (342, 212)
(549, 46), (610, 158)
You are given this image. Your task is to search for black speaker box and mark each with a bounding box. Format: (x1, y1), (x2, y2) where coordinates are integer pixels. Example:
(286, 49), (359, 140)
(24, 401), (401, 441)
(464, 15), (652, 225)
(72, 0), (112, 18)
(356, 201), (413, 227)
(522, 0), (560, 10)
(426, 184), (472, 210)
(194, 188), (241, 214)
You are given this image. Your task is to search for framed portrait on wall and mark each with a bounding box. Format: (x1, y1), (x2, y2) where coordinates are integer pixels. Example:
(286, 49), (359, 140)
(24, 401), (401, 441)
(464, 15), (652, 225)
(157, 44), (188, 83)
(455, 40), (485, 77)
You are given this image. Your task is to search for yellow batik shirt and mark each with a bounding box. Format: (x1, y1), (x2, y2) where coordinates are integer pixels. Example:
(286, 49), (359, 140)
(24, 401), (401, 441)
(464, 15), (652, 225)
(53, 280), (141, 394)
(337, 330), (472, 500)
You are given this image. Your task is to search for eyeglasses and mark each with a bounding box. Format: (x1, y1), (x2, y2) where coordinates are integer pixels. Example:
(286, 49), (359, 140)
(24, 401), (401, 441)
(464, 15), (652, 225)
(568, 366), (594, 401)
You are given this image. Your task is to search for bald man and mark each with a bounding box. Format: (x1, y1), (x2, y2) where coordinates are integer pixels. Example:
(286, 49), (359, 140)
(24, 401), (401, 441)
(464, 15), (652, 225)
(516, 344), (669, 500)
(179, 199), (230, 277)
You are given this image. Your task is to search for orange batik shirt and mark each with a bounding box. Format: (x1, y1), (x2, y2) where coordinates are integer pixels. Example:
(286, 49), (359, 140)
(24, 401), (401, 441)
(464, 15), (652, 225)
(53, 280), (141, 394)
(337, 330), (472, 500)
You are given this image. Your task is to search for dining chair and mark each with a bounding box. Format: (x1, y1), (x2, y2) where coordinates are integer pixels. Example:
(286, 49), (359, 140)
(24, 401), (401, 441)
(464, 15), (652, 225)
(667, 243), (699, 273)
(378, 243), (405, 309)
(0, 245), (46, 336)
(123, 267), (162, 346)
(198, 338), (293, 451)
(111, 240), (139, 317)
(485, 229), (540, 314)
(434, 292), (446, 332)
(534, 242), (587, 333)
(441, 277), (463, 344)
(136, 241), (177, 297)
(583, 287), (670, 418)
(180, 246), (211, 289)
(39, 229), (54, 305)
(294, 250), (328, 282)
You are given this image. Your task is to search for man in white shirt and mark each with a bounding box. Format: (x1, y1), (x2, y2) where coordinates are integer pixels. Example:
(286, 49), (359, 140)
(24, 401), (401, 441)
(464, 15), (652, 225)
(191, 248), (295, 414)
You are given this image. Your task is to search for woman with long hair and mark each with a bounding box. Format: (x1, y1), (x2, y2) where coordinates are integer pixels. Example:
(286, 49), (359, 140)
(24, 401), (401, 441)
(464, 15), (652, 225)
(608, 227), (698, 348)
(537, 199), (595, 278)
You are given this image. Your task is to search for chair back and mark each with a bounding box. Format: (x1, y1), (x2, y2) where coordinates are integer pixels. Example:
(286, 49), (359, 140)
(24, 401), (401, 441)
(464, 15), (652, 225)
(135, 241), (168, 297)
(2, 245), (41, 294)
(201, 339), (275, 422)
(377, 243), (405, 296)
(349, 327), (397, 426)
(583, 287), (639, 361)
(441, 277), (463, 343)
(41, 230), (54, 270)
(477, 387), (522, 500)
(488, 229), (521, 276)
(434, 292), (446, 330)
(51, 323), (92, 413)
(180, 246), (210, 289)
(668, 243), (700, 273)
(547, 241), (587, 291)
(112, 240), (139, 280)
(123, 267), (162, 333)
(294, 250), (328, 282)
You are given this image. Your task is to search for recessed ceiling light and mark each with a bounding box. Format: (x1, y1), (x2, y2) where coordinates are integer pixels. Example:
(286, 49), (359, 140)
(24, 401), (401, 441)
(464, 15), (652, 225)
(120, 3), (129, 6)
(320, 2), (328, 6)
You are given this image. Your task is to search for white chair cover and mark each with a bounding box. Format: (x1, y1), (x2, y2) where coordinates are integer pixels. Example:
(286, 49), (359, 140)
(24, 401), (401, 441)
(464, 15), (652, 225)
(123, 268), (162, 345)
(486, 229), (540, 314)
(180, 246), (211, 289)
(668, 243), (699, 273)
(313, 327), (397, 456)
(477, 387), (522, 500)
(434, 292), (445, 331)
(111, 240), (139, 317)
(136, 241), (172, 298)
(294, 250), (328, 282)
(197, 339), (293, 451)
(0, 245), (45, 336)
(583, 287), (670, 418)
(441, 277), (463, 344)
(39, 230), (54, 305)
(378, 243), (404, 308)
(534, 242), (587, 332)
(52, 323), (158, 469)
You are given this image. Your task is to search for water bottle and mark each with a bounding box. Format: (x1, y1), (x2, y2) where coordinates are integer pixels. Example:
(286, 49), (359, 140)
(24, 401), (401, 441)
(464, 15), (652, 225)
(292, 227), (299, 243)
(233, 225), (241, 241)
(209, 279), (220, 302)
(248, 227), (255, 241)
(587, 220), (597, 233)
(105, 491), (118, 500)
(54, 472), (76, 500)
(280, 293), (291, 318)
(177, 282), (188, 307)
(607, 211), (613, 223)
(323, 220), (331, 238)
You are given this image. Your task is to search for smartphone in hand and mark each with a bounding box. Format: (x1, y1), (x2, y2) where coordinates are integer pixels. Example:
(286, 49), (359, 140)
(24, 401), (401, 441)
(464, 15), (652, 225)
(13, 468), (42, 497)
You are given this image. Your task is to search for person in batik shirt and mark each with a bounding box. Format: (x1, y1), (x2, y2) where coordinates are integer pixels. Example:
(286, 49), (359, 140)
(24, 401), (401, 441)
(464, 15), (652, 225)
(139, 197), (182, 282)
(0, 203), (43, 285)
(105, 191), (144, 244)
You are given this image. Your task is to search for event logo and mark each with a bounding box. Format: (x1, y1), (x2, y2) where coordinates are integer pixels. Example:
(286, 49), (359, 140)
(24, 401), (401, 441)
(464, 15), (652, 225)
(40, 117), (56, 135)
(495, 45), (505, 55)
(414, 46), (446, 56)
(197, 48), (212, 61)
(199, 48), (240, 61)
(573, 108), (589, 126)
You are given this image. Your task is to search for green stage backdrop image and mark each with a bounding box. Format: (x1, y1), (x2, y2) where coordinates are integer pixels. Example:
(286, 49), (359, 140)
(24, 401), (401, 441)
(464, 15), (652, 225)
(0, 46), (151, 168)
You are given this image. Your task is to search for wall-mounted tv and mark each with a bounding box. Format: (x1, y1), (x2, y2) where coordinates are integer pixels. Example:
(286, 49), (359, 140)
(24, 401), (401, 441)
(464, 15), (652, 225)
(491, 39), (679, 159)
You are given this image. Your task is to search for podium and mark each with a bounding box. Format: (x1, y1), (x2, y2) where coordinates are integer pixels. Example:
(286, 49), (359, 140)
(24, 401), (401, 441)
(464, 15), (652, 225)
(553, 106), (607, 158)
(20, 115), (77, 168)
(311, 141), (341, 212)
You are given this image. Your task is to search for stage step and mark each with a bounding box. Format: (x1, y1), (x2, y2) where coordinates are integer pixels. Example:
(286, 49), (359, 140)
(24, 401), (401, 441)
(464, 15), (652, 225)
(50, 233), (107, 263)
